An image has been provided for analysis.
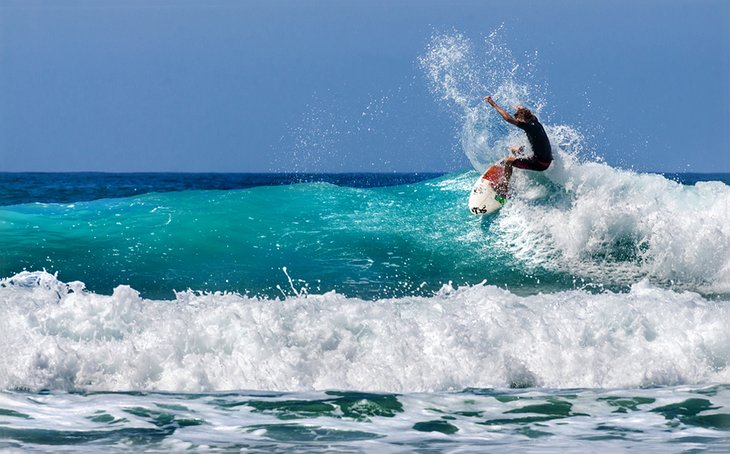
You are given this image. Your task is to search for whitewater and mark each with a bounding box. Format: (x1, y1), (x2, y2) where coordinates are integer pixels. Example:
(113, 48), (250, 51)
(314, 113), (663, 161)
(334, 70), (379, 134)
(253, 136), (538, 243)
(1, 270), (729, 393)
(1, 31), (729, 452)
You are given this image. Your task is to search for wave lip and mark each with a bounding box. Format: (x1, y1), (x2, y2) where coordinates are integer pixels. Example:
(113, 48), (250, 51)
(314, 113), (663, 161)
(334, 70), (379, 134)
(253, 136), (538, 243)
(1, 271), (728, 393)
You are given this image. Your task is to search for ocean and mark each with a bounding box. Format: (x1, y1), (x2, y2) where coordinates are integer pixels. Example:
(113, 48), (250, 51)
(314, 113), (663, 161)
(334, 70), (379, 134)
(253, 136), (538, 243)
(2, 30), (729, 453)
(1, 169), (729, 452)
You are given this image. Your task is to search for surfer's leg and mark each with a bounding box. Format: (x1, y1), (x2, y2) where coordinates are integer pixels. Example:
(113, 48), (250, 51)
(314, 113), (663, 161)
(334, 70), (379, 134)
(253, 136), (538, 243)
(512, 157), (552, 172)
(497, 156), (550, 195)
(495, 156), (515, 195)
(503, 158), (514, 182)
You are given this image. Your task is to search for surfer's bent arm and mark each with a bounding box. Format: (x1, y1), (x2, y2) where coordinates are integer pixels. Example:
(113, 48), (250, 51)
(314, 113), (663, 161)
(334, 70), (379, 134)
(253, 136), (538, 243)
(484, 96), (518, 126)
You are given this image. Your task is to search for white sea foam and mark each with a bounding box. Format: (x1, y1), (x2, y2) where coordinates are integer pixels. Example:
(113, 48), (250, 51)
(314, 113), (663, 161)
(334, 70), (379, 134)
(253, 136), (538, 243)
(2, 385), (728, 452)
(1, 271), (728, 393)
(496, 152), (730, 293)
(1, 385), (729, 453)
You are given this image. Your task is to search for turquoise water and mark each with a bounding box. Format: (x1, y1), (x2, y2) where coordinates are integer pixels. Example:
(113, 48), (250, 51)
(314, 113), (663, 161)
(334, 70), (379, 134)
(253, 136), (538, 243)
(0, 173), (557, 299)
(2, 168), (729, 300)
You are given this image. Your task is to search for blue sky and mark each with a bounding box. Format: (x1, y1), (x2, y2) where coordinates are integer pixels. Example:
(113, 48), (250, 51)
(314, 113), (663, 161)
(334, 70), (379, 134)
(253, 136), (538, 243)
(1, 0), (728, 172)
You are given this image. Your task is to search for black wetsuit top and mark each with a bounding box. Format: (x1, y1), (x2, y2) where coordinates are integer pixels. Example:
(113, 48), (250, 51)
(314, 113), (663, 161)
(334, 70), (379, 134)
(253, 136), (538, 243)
(516, 118), (552, 162)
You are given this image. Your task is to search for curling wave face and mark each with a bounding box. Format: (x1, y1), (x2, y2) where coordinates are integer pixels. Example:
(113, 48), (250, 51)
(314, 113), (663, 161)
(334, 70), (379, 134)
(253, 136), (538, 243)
(1, 271), (728, 393)
(2, 158), (729, 299)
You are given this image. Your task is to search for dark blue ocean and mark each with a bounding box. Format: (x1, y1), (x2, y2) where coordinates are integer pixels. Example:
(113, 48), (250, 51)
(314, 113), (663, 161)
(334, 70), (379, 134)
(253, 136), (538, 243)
(0, 172), (446, 206)
(1, 171), (725, 205)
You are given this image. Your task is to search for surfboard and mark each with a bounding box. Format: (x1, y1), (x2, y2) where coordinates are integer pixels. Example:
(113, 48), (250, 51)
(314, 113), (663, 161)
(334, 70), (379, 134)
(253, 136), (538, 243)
(468, 160), (508, 215)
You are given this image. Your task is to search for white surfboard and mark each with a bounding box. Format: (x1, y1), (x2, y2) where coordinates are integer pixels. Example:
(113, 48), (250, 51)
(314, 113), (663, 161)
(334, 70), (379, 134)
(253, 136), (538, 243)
(468, 160), (507, 215)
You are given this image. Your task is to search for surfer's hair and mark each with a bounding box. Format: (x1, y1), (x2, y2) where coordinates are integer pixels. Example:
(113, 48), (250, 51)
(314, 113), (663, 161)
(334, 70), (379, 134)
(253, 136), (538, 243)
(514, 107), (534, 122)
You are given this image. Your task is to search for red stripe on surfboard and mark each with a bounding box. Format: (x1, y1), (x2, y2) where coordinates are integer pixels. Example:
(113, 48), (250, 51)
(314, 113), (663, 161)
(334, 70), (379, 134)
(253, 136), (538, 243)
(482, 163), (504, 184)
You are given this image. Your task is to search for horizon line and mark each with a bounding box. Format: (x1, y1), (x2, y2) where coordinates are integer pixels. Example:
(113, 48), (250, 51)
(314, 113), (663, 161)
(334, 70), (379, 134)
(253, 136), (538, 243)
(1, 169), (729, 175)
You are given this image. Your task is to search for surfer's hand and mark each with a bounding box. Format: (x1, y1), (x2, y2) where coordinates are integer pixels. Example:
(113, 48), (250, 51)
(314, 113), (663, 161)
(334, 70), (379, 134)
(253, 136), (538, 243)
(484, 96), (494, 105)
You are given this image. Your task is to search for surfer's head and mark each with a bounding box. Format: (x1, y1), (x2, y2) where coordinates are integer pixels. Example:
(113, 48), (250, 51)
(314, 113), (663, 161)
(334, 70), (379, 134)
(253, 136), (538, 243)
(514, 106), (534, 122)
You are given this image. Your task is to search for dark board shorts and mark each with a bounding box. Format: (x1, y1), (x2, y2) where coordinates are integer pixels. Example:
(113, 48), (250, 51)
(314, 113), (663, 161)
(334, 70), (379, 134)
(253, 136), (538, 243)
(513, 157), (552, 171)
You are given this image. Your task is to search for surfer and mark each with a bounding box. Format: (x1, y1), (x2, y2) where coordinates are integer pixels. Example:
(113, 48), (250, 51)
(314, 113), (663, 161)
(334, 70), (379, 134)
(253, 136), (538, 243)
(484, 96), (552, 192)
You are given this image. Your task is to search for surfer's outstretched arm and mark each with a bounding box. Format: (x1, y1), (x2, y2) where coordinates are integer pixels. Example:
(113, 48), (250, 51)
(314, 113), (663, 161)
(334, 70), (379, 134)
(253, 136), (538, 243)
(484, 96), (518, 126)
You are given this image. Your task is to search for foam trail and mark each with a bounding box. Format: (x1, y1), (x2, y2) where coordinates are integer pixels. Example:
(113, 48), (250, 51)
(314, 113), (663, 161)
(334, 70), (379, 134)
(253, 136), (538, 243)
(1, 271), (728, 393)
(493, 153), (730, 293)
